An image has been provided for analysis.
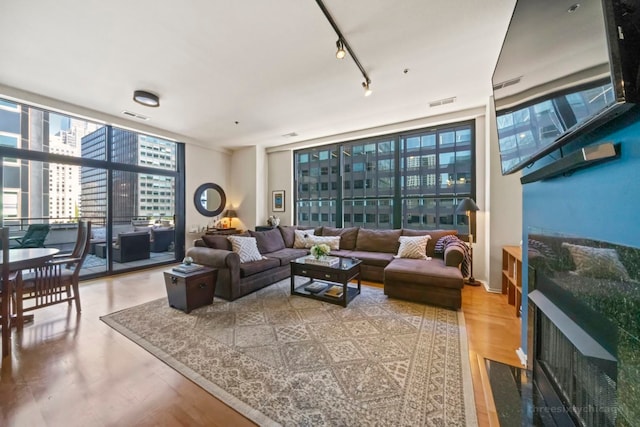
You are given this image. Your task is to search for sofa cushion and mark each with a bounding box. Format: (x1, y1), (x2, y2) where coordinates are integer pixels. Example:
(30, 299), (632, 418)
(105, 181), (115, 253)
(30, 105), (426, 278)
(322, 226), (359, 250)
(395, 235), (431, 259)
(356, 228), (402, 253)
(385, 258), (463, 289)
(202, 234), (232, 251)
(238, 257), (281, 278)
(250, 228), (286, 254)
(264, 248), (309, 266)
(305, 235), (341, 250)
(227, 236), (264, 263)
(402, 229), (458, 257)
(348, 250), (395, 267)
(278, 225), (297, 248)
(293, 229), (315, 249)
(327, 249), (354, 258)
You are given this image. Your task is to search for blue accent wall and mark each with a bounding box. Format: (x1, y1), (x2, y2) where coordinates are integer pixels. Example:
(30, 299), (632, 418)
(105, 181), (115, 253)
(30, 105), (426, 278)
(522, 108), (640, 351)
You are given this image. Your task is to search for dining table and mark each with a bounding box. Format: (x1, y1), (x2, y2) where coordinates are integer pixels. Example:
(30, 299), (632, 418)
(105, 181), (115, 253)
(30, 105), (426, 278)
(1, 247), (59, 358)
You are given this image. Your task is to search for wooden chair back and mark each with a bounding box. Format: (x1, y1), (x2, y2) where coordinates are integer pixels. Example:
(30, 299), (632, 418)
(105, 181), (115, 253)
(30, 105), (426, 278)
(1, 227), (11, 357)
(14, 220), (91, 328)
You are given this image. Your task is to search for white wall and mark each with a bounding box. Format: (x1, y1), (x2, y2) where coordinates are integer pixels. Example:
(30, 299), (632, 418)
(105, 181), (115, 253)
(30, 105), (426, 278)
(486, 97), (523, 291)
(228, 146), (265, 231)
(267, 151), (294, 225)
(185, 144), (231, 249)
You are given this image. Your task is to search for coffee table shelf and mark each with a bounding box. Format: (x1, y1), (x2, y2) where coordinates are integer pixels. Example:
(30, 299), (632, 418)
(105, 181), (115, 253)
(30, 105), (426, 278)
(290, 256), (362, 307)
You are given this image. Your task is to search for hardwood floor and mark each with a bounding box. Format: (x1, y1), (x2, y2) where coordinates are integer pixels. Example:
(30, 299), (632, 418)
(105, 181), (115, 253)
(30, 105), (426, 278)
(1, 268), (521, 426)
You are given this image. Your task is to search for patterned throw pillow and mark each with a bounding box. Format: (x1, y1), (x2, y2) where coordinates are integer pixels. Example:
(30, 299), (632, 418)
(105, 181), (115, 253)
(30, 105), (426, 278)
(305, 235), (341, 250)
(395, 235), (431, 259)
(227, 236), (264, 263)
(293, 229), (315, 249)
(561, 242), (631, 281)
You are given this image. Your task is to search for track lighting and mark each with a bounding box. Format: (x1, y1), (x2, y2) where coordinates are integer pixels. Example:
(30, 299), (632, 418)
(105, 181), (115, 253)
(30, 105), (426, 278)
(133, 90), (160, 107)
(316, 0), (372, 98)
(335, 39), (346, 59)
(362, 80), (372, 97)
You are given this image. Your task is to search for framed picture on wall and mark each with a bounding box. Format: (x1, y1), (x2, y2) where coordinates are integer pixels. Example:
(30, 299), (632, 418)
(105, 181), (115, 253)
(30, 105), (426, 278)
(272, 190), (285, 212)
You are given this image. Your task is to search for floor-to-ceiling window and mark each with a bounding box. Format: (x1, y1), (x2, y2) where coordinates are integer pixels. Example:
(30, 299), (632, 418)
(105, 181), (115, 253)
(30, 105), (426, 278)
(0, 98), (184, 278)
(294, 120), (475, 235)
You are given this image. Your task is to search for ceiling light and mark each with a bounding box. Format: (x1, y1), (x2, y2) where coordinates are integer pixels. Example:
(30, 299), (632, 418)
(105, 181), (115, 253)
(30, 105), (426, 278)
(362, 80), (372, 97)
(133, 90), (160, 107)
(335, 39), (346, 59)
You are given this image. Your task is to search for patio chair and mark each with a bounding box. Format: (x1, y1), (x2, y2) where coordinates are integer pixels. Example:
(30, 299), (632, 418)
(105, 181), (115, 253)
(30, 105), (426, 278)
(10, 224), (50, 248)
(13, 221), (91, 329)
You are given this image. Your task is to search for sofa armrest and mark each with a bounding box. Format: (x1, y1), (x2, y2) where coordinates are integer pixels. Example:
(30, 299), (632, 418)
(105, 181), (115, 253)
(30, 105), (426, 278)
(186, 246), (239, 270)
(444, 245), (464, 268)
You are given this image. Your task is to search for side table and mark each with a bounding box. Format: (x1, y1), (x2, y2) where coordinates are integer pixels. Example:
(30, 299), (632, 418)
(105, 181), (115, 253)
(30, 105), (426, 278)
(163, 267), (217, 313)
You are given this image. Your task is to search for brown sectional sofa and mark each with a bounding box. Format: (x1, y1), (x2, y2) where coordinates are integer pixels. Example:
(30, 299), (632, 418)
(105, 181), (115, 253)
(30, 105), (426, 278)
(186, 225), (465, 309)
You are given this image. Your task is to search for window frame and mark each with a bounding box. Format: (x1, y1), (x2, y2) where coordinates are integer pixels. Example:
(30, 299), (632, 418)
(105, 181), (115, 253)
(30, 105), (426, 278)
(293, 120), (476, 235)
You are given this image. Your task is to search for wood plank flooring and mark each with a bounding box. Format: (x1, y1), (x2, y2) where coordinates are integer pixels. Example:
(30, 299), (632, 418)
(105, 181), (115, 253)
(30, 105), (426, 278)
(0, 268), (521, 426)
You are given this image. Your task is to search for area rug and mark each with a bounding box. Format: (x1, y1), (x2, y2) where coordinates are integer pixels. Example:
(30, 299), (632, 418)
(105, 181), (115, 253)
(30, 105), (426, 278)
(101, 279), (477, 426)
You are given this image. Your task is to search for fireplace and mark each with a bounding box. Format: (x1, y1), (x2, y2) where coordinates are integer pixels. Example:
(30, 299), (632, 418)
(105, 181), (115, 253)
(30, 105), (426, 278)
(527, 231), (639, 426)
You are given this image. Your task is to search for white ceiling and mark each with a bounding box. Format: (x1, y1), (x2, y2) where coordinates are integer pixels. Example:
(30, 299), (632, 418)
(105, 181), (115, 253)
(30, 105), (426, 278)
(0, 0), (516, 151)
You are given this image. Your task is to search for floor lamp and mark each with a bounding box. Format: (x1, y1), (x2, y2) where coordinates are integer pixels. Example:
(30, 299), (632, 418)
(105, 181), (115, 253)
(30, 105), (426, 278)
(456, 197), (480, 286)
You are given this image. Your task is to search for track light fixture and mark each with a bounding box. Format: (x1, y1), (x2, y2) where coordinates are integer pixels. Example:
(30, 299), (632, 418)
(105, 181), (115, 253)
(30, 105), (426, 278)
(362, 80), (372, 97)
(133, 90), (160, 107)
(316, 0), (372, 96)
(335, 39), (346, 59)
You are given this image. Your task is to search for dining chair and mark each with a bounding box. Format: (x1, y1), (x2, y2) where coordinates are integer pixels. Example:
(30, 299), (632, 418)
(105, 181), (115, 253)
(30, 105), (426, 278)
(10, 224), (50, 248)
(14, 221), (91, 329)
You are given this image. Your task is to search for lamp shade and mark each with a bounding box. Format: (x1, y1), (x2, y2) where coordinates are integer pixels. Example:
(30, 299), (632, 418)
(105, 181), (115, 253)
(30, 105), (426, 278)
(455, 198), (479, 213)
(224, 209), (238, 218)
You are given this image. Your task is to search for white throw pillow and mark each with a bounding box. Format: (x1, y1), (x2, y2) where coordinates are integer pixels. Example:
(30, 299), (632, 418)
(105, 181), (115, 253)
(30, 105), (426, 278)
(227, 236), (264, 263)
(395, 235), (431, 259)
(305, 235), (341, 250)
(293, 229), (315, 249)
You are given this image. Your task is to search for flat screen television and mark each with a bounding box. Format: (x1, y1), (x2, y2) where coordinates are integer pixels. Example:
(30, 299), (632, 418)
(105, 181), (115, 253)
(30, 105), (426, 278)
(492, 0), (640, 175)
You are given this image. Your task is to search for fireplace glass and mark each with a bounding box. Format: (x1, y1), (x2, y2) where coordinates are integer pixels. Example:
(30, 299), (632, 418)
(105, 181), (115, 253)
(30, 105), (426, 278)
(527, 230), (639, 426)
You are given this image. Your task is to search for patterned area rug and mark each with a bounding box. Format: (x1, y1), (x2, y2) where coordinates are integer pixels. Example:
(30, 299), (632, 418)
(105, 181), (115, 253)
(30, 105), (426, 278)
(101, 279), (477, 426)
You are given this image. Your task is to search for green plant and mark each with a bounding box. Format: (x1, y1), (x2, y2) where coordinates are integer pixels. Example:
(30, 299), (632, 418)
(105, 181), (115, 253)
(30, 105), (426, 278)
(310, 243), (330, 259)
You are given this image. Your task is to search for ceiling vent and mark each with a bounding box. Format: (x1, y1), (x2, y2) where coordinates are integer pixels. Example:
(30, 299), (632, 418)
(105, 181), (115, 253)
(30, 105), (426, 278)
(428, 96), (457, 108)
(122, 110), (149, 121)
(493, 76), (522, 90)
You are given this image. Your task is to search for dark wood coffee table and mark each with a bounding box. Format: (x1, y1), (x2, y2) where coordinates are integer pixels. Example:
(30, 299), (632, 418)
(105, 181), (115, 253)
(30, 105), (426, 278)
(290, 256), (362, 307)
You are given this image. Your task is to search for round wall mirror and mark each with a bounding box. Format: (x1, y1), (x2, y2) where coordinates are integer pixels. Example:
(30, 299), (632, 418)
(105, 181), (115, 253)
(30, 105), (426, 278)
(194, 183), (226, 217)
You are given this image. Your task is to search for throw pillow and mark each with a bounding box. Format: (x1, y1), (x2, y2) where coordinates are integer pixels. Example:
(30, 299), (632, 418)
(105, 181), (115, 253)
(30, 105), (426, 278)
(227, 236), (264, 263)
(561, 242), (631, 281)
(293, 229), (315, 249)
(402, 229), (457, 257)
(202, 235), (232, 251)
(249, 228), (286, 254)
(356, 228), (402, 253)
(305, 235), (341, 250)
(322, 226), (359, 250)
(395, 235), (431, 259)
